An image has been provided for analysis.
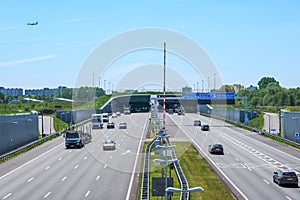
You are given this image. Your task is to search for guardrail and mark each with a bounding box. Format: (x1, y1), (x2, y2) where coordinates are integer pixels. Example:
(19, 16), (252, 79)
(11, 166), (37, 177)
(169, 145), (189, 200)
(0, 118), (91, 162)
(140, 138), (156, 200)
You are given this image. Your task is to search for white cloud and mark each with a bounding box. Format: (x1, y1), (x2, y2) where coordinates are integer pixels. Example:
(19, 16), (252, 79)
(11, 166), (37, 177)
(0, 55), (57, 67)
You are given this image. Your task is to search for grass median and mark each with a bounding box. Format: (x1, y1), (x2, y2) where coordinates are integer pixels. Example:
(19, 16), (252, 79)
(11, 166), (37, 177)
(140, 141), (234, 200)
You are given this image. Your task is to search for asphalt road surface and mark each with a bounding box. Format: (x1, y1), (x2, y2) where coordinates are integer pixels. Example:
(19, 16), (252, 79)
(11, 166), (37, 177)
(168, 113), (300, 200)
(0, 113), (148, 200)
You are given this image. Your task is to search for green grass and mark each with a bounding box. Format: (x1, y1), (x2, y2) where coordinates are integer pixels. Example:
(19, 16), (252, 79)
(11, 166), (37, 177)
(139, 142), (234, 200)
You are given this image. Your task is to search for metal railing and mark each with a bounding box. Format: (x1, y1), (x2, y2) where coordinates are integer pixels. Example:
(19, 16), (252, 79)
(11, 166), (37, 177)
(141, 138), (156, 200)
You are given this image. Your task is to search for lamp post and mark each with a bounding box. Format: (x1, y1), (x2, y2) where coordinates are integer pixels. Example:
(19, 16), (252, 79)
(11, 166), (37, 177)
(166, 186), (204, 197)
(154, 158), (178, 200)
(41, 108), (44, 137)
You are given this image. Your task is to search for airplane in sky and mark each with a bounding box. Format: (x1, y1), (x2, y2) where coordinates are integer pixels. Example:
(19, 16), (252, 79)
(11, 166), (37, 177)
(27, 21), (38, 26)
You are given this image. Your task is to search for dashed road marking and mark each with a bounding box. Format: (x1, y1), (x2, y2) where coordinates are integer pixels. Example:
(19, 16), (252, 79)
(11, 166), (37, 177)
(104, 164), (107, 168)
(45, 166), (50, 170)
(96, 176), (100, 181)
(85, 191), (90, 197)
(84, 156), (87, 160)
(2, 193), (12, 200)
(61, 176), (67, 182)
(74, 165), (78, 169)
(27, 177), (34, 182)
(286, 196), (292, 200)
(58, 157), (62, 161)
(263, 179), (270, 184)
(44, 192), (51, 198)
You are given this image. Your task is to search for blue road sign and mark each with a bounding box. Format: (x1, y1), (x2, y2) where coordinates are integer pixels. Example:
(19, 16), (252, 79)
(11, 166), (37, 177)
(294, 132), (300, 140)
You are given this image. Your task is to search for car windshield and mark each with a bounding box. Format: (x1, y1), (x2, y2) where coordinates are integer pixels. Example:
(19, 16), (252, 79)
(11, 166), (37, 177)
(66, 132), (79, 138)
(282, 172), (296, 176)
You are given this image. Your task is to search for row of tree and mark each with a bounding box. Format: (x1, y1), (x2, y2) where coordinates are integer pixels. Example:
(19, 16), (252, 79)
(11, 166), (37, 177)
(221, 77), (300, 107)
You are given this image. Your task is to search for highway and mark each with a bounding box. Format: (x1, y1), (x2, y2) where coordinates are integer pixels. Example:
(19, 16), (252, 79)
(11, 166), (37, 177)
(0, 113), (149, 200)
(167, 113), (300, 200)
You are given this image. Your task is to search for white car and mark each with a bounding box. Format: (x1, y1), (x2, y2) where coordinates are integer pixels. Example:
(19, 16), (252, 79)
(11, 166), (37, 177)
(116, 112), (121, 116)
(119, 122), (127, 129)
(112, 113), (117, 118)
(103, 140), (116, 151)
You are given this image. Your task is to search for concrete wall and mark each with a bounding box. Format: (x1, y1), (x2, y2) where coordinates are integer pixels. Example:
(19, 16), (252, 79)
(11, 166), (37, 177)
(281, 110), (300, 143)
(0, 112), (38, 154)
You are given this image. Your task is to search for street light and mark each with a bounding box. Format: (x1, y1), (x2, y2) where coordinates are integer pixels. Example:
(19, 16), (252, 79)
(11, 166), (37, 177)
(166, 186), (204, 193)
(166, 186), (204, 196)
(154, 158), (179, 200)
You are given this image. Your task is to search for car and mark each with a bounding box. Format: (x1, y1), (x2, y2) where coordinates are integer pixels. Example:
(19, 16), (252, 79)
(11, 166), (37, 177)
(273, 168), (298, 186)
(193, 120), (201, 126)
(201, 123), (210, 131)
(112, 113), (117, 118)
(107, 122), (115, 129)
(119, 122), (127, 129)
(116, 111), (121, 116)
(103, 139), (116, 151)
(208, 143), (224, 154)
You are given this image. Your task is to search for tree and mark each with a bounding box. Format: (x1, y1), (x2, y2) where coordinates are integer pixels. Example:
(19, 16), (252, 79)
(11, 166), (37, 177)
(0, 92), (4, 103)
(257, 77), (279, 89)
(219, 85), (235, 92)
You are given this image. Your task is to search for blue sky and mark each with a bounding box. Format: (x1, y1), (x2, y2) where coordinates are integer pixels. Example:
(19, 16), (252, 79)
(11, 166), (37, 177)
(0, 0), (299, 90)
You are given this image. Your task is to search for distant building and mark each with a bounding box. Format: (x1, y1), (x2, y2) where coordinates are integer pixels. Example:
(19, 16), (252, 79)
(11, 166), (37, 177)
(0, 87), (23, 97)
(25, 88), (58, 97)
(247, 85), (258, 91)
(182, 86), (192, 93)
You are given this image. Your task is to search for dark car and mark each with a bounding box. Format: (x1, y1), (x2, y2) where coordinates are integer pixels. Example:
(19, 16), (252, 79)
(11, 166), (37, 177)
(208, 143), (224, 154)
(201, 124), (210, 131)
(193, 120), (201, 126)
(107, 122), (115, 129)
(273, 169), (298, 187)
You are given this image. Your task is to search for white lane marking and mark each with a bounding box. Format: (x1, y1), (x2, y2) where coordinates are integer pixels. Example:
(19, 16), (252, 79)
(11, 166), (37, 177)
(27, 177), (34, 182)
(2, 193), (12, 199)
(263, 179), (270, 184)
(0, 142), (64, 180)
(122, 150), (131, 155)
(286, 196), (292, 200)
(96, 175), (100, 181)
(126, 115), (148, 200)
(61, 176), (67, 182)
(109, 156), (112, 159)
(44, 192), (51, 198)
(74, 165), (78, 169)
(85, 191), (90, 197)
(235, 158), (239, 162)
(104, 164), (107, 168)
(45, 166), (50, 170)
(84, 156), (87, 160)
(91, 150), (94, 153)
(58, 157), (62, 161)
(171, 118), (250, 200)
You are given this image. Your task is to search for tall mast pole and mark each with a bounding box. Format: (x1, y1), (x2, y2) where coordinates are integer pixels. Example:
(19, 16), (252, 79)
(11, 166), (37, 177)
(163, 42), (166, 131)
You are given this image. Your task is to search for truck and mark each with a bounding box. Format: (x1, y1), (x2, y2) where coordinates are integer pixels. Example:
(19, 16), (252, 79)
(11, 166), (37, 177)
(91, 114), (103, 129)
(124, 107), (131, 115)
(102, 113), (109, 122)
(65, 130), (91, 148)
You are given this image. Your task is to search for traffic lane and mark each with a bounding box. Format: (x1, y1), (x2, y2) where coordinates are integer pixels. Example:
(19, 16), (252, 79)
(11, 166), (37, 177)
(0, 141), (90, 200)
(169, 114), (299, 200)
(219, 125), (300, 175)
(195, 114), (300, 173)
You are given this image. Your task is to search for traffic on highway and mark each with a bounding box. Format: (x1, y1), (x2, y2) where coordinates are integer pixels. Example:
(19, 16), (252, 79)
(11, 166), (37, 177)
(0, 111), (299, 200)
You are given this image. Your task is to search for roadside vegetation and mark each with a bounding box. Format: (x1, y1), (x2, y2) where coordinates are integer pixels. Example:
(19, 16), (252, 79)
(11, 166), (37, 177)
(140, 142), (234, 200)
